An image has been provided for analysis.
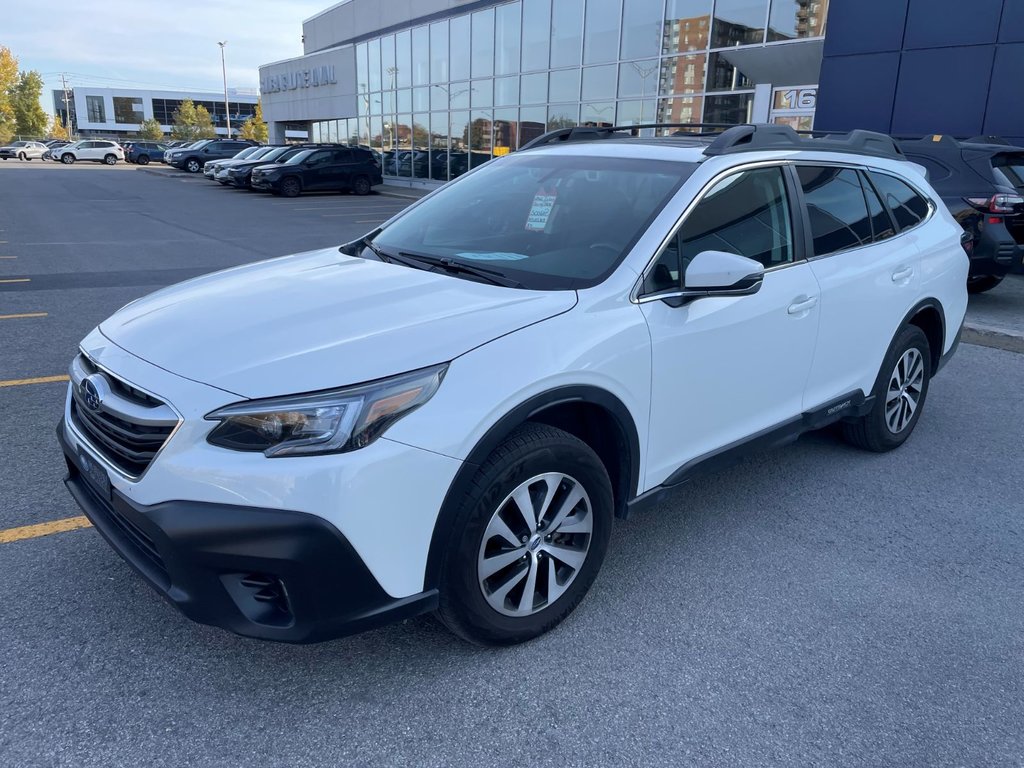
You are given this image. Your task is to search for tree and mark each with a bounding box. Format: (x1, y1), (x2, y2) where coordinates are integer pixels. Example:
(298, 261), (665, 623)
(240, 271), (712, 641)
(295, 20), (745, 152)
(193, 104), (216, 138)
(0, 46), (18, 145)
(138, 117), (164, 140)
(48, 113), (69, 140)
(12, 70), (48, 138)
(237, 100), (268, 143)
(170, 98), (198, 140)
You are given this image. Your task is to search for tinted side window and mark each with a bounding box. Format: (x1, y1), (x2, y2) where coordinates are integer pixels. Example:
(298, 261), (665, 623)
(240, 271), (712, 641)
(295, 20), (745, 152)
(797, 166), (872, 256)
(869, 172), (929, 231)
(306, 151), (332, 167)
(860, 171), (896, 242)
(644, 167), (793, 294)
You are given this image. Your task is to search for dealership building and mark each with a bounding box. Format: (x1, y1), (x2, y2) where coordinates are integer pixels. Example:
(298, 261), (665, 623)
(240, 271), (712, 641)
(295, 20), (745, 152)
(259, 0), (829, 185)
(257, 0), (1022, 187)
(52, 86), (263, 139)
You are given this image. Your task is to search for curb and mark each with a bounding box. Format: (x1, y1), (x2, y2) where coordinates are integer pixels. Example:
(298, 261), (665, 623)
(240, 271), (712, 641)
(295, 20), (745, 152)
(962, 322), (1024, 354)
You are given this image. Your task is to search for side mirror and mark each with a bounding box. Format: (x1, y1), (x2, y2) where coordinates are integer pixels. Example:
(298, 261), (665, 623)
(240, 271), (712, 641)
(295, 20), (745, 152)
(653, 250), (764, 308)
(685, 250), (764, 291)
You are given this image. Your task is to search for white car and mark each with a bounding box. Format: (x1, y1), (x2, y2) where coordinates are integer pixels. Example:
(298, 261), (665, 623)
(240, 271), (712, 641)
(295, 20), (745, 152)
(58, 124), (968, 646)
(57, 140), (125, 165)
(0, 140), (49, 160)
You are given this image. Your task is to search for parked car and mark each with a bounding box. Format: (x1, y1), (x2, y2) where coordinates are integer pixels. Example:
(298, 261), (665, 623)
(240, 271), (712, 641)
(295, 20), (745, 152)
(0, 140), (49, 160)
(55, 140), (125, 165)
(126, 142), (169, 165)
(250, 146), (382, 196)
(57, 124), (967, 646)
(223, 145), (310, 188)
(166, 139), (257, 173)
(42, 140), (71, 160)
(162, 140), (213, 166)
(899, 135), (1024, 291)
(212, 145), (287, 184)
(203, 145), (269, 178)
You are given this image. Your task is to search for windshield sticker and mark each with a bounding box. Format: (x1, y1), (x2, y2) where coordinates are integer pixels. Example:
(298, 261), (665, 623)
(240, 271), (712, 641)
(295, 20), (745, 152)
(456, 252), (529, 261)
(526, 187), (558, 232)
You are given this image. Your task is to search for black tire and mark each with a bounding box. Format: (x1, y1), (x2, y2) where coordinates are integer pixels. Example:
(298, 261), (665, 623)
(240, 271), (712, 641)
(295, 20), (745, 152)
(60, 153), (74, 164)
(352, 175), (372, 196)
(137, 155), (150, 165)
(103, 154), (117, 165)
(185, 158), (202, 173)
(437, 423), (613, 646)
(842, 325), (931, 453)
(966, 275), (1004, 294)
(18, 151), (26, 161)
(280, 177), (301, 198)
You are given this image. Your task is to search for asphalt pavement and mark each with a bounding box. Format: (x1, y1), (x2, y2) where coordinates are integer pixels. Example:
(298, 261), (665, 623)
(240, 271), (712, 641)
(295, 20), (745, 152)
(1, 164), (1022, 767)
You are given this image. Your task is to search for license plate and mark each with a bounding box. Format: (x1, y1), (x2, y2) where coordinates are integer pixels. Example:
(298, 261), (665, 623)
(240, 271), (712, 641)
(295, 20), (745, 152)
(77, 448), (112, 500)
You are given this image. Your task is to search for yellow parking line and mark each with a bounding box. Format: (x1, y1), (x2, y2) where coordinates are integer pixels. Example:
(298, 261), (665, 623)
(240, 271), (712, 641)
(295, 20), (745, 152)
(0, 516), (92, 544)
(0, 312), (47, 320)
(0, 375), (69, 388)
(0, 278), (30, 284)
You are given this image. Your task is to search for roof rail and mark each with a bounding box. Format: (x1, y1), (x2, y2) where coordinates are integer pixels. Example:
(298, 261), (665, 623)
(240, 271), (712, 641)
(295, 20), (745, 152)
(518, 122), (741, 151)
(519, 122), (906, 160)
(703, 124), (905, 159)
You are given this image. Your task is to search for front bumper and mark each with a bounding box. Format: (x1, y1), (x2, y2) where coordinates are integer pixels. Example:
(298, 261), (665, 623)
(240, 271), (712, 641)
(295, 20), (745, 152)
(58, 420), (438, 643)
(251, 175), (279, 190)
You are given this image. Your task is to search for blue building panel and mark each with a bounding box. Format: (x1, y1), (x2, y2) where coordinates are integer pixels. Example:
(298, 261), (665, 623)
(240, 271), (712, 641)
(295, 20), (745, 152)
(982, 43), (1024, 143)
(821, 0), (908, 56)
(891, 47), (993, 137)
(999, 0), (1024, 43)
(903, 0), (1003, 49)
(813, 53), (900, 134)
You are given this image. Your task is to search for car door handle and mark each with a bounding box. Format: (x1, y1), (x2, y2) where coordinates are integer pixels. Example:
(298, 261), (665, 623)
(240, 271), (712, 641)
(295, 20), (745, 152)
(787, 296), (818, 315)
(891, 266), (914, 282)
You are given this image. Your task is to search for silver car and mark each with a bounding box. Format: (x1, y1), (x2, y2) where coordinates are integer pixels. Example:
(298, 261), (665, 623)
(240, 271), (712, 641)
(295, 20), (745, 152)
(0, 141), (49, 160)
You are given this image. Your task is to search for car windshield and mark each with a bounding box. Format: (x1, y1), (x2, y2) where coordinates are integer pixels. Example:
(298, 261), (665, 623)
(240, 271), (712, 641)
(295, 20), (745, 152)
(232, 146), (261, 160)
(992, 153), (1024, 189)
(283, 149), (315, 165)
(259, 147), (292, 162)
(370, 154), (696, 290)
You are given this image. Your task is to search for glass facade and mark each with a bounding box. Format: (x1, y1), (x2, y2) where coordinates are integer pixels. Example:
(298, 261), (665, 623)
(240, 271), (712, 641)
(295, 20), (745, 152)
(310, 0), (828, 182)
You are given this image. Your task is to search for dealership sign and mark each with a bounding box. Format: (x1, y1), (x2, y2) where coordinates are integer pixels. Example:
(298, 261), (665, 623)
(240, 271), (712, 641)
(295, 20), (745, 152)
(261, 65), (337, 93)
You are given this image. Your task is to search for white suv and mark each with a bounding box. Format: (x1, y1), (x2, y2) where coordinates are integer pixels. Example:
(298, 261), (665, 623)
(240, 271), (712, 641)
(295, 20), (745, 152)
(57, 140), (124, 165)
(58, 125), (968, 645)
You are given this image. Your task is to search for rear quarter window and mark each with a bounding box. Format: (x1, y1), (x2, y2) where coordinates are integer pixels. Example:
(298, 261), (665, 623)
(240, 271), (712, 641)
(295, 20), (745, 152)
(868, 172), (930, 231)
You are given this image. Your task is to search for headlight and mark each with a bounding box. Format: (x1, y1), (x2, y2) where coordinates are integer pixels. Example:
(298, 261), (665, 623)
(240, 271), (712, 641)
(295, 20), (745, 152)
(205, 364), (447, 457)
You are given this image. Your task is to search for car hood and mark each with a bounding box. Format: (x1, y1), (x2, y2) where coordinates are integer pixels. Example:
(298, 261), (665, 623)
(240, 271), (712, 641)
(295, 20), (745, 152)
(99, 247), (577, 399)
(251, 163), (288, 174)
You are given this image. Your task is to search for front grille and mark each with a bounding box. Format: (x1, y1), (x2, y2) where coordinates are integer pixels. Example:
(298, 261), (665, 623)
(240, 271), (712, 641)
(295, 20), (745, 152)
(69, 357), (177, 477)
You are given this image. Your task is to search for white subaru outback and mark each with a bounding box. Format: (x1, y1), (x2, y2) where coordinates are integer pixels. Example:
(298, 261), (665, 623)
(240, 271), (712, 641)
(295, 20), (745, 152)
(58, 124), (968, 645)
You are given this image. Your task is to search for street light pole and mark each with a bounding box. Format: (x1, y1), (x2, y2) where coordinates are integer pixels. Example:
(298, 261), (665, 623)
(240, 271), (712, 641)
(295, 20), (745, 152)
(218, 41), (231, 138)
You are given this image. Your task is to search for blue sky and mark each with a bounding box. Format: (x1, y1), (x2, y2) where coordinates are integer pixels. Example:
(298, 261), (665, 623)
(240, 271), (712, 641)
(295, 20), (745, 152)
(4, 0), (328, 110)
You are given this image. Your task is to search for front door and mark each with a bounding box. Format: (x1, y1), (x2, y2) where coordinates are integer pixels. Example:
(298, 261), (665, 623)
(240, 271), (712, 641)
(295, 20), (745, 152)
(640, 165), (821, 488)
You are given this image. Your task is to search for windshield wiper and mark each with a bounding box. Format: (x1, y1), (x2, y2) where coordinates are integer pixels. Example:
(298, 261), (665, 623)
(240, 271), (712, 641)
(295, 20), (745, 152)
(360, 237), (392, 263)
(397, 251), (525, 289)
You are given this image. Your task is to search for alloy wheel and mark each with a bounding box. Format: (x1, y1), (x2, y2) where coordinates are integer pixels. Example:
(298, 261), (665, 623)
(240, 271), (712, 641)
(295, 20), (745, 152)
(885, 348), (924, 434)
(477, 472), (593, 617)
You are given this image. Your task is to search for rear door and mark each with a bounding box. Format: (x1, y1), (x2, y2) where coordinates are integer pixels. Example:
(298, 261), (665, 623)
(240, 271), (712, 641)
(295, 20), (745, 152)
(303, 149), (340, 190)
(799, 165), (925, 409)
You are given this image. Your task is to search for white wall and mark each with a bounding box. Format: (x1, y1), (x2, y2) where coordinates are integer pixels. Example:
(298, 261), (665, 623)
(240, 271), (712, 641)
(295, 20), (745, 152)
(259, 46), (358, 133)
(70, 87), (258, 134)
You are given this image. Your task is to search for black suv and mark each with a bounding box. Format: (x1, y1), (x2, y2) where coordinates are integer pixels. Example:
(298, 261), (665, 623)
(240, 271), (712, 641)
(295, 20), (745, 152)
(224, 145), (314, 189)
(899, 135), (1024, 293)
(250, 146), (382, 197)
(166, 139), (258, 173)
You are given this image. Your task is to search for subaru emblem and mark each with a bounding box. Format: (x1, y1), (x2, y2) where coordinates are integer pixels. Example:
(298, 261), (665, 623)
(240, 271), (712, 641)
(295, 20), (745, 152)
(81, 375), (104, 411)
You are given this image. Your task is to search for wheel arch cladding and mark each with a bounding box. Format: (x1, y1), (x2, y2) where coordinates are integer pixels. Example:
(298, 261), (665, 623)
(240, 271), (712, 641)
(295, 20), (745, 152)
(423, 386), (641, 589)
(904, 299), (945, 375)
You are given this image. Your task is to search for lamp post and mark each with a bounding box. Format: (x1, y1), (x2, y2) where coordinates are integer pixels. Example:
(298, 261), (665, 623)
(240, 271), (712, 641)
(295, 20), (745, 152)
(217, 41), (231, 137)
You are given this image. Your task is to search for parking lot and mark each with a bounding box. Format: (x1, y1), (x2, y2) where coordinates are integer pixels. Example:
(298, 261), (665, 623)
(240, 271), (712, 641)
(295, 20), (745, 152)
(1, 163), (1023, 766)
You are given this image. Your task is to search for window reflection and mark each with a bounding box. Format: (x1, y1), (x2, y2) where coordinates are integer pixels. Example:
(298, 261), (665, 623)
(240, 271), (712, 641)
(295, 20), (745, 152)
(519, 106), (547, 146)
(583, 0), (621, 65)
(615, 99), (658, 127)
(395, 31), (412, 88)
(550, 0), (583, 69)
(356, 43), (368, 93)
(495, 76), (519, 107)
(381, 35), (396, 88)
(548, 104), (579, 130)
(663, 0), (713, 54)
(494, 107), (518, 152)
(704, 93), (753, 124)
(621, 0), (663, 60)
(411, 26), (430, 86)
(549, 69), (581, 103)
(469, 110), (493, 169)
(430, 21), (449, 83)
(711, 0), (768, 48)
(582, 64), (617, 101)
(495, 2), (522, 76)
(521, 0), (551, 71)
(657, 95), (704, 127)
(658, 54), (707, 96)
(449, 110), (470, 179)
(767, 0), (829, 41)
(472, 9), (494, 78)
(520, 72), (548, 104)
(581, 102), (615, 127)
(618, 60), (660, 99)
(367, 39), (382, 91)
(706, 51), (754, 91)
(450, 15), (471, 81)
(472, 80), (493, 108)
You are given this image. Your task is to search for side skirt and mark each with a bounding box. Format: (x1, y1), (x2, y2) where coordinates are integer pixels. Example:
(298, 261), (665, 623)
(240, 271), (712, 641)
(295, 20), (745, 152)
(624, 391), (873, 518)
